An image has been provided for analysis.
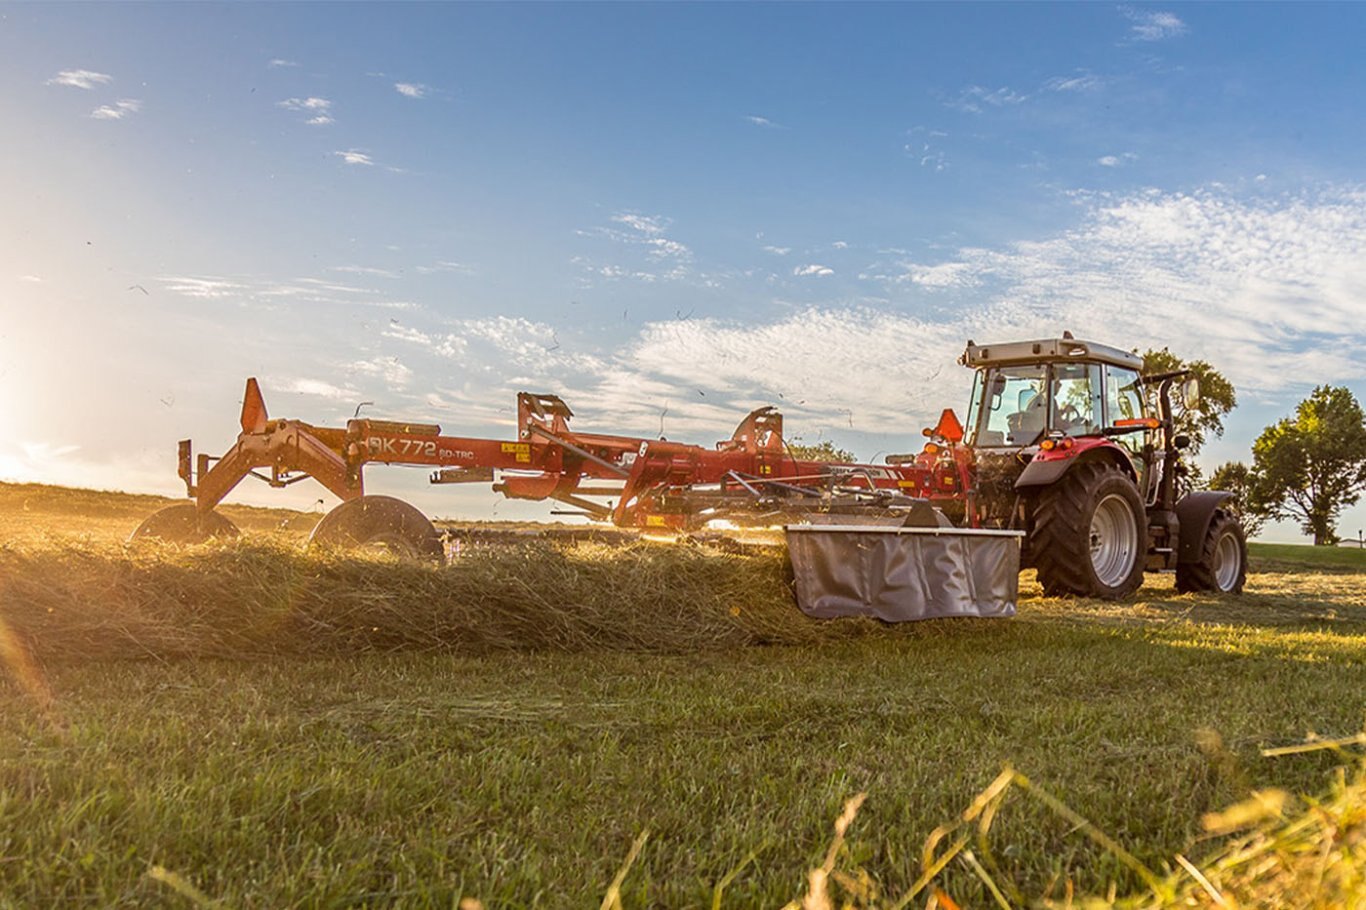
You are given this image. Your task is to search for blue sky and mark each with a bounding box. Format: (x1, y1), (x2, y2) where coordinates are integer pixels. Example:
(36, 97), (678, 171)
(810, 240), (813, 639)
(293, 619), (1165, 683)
(2, 2), (1365, 541)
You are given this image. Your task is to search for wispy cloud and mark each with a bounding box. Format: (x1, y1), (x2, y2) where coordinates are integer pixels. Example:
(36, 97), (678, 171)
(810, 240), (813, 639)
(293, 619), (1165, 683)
(335, 149), (374, 166)
(158, 273), (416, 310)
(744, 115), (785, 129)
(576, 212), (694, 283)
(1043, 73), (1103, 92)
(19, 275), (43, 283)
(1123, 8), (1187, 41)
(947, 85), (1027, 114)
(331, 265), (399, 278)
(284, 378), (358, 401)
(1097, 152), (1138, 167)
(278, 97), (333, 125)
(762, 245), (791, 256)
(793, 264), (834, 277)
(90, 99), (142, 120)
(347, 356), (413, 388)
(394, 82), (428, 98)
(267, 58), (299, 68)
(46, 69), (112, 90)
(414, 260), (475, 276)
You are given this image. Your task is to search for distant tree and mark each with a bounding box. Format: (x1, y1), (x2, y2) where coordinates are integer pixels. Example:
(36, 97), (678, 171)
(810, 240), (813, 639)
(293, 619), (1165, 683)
(786, 438), (856, 463)
(1140, 349), (1237, 456)
(1249, 386), (1366, 545)
(1208, 461), (1266, 539)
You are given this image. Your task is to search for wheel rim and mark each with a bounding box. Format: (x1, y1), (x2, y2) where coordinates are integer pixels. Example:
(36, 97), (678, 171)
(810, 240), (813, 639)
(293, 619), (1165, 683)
(1213, 532), (1241, 591)
(1089, 493), (1138, 588)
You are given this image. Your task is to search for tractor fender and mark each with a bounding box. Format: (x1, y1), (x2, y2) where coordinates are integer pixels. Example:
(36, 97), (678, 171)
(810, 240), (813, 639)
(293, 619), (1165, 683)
(1013, 441), (1136, 490)
(1175, 491), (1235, 564)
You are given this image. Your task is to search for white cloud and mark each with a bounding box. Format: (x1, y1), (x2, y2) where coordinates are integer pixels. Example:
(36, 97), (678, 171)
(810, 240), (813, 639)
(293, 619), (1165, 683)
(948, 85), (1028, 114)
(1043, 73), (1103, 93)
(348, 356), (413, 388)
(335, 149), (374, 166)
(158, 273), (415, 310)
(1123, 8), (1187, 41)
(1098, 152), (1138, 167)
(267, 58), (300, 68)
(762, 246), (791, 256)
(285, 378), (357, 400)
(279, 97), (333, 124)
(578, 213), (694, 283)
(19, 275), (42, 283)
(612, 213), (667, 236)
(394, 82), (427, 98)
(745, 115), (784, 128)
(47, 69), (112, 90)
(793, 264), (834, 277)
(832, 241), (849, 250)
(415, 260), (475, 276)
(331, 265), (400, 278)
(882, 186), (1366, 393)
(90, 99), (141, 120)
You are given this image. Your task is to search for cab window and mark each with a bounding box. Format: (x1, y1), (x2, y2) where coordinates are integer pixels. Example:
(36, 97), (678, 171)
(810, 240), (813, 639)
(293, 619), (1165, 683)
(1050, 362), (1104, 435)
(975, 364), (1048, 447)
(1105, 366), (1145, 457)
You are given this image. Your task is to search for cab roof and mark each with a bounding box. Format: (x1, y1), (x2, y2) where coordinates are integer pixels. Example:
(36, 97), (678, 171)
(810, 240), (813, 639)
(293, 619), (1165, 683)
(960, 337), (1144, 371)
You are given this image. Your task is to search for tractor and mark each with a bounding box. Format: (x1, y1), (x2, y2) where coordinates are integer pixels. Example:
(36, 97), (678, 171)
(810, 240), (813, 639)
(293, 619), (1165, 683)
(927, 333), (1247, 598)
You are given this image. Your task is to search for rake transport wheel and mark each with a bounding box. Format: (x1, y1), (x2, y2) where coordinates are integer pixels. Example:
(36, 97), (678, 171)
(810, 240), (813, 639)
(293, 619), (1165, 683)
(1175, 508), (1248, 594)
(129, 503), (240, 544)
(1031, 462), (1146, 599)
(308, 495), (445, 562)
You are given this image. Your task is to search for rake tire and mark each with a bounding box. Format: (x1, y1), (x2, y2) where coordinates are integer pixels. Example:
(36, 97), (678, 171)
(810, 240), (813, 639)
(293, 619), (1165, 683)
(1175, 509), (1247, 594)
(129, 503), (240, 544)
(308, 495), (444, 562)
(1031, 461), (1146, 600)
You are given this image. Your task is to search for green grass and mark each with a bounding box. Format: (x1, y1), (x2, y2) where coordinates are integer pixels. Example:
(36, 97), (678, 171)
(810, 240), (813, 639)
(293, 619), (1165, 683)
(0, 483), (1363, 907)
(1249, 540), (1366, 572)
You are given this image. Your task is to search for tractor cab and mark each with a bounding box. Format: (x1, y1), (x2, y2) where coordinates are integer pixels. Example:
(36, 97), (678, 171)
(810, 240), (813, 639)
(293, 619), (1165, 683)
(959, 336), (1153, 498)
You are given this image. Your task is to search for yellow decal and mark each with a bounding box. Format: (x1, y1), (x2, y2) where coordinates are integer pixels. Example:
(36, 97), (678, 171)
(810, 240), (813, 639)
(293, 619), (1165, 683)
(897, 480), (918, 489)
(502, 442), (532, 463)
(646, 515), (667, 527)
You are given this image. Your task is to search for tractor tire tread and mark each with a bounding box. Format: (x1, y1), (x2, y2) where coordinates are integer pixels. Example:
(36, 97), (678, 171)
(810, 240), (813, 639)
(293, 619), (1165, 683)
(1030, 461), (1145, 600)
(1175, 508), (1247, 594)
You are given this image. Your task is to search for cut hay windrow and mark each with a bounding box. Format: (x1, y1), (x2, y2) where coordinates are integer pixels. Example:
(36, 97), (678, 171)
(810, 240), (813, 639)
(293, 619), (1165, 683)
(0, 537), (944, 662)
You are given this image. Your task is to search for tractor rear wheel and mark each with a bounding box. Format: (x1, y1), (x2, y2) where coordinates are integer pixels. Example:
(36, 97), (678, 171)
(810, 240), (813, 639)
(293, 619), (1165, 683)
(308, 495), (445, 561)
(129, 503), (240, 544)
(1031, 462), (1146, 599)
(1176, 509), (1247, 594)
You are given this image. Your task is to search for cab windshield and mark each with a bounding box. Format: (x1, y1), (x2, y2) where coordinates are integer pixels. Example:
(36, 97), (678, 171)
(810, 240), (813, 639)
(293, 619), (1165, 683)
(970, 362), (1105, 447)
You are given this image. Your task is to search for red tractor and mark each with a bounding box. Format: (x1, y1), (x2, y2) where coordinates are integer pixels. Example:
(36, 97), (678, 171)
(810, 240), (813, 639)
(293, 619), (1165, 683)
(134, 334), (1246, 599)
(936, 334), (1247, 598)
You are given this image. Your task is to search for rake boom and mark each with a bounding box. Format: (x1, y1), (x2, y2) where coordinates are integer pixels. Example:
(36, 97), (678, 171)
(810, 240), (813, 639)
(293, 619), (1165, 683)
(175, 378), (966, 529)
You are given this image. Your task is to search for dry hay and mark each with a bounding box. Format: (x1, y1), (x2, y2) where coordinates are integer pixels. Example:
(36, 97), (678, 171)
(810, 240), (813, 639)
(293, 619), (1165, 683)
(0, 536), (926, 663)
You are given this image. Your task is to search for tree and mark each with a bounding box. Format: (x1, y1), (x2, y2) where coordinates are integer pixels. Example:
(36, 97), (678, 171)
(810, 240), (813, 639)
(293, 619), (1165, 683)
(1140, 349), (1237, 456)
(1208, 461), (1266, 539)
(786, 438), (856, 463)
(1249, 385), (1366, 545)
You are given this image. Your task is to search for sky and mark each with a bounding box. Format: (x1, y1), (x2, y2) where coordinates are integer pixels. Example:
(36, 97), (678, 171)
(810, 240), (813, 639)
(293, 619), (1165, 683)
(2, 2), (1365, 542)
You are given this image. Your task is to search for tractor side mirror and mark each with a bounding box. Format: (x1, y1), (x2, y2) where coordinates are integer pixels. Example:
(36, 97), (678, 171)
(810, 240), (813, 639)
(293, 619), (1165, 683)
(1181, 377), (1201, 410)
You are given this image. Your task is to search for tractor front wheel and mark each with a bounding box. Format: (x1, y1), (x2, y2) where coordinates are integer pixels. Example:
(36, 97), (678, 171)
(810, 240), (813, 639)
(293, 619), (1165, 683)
(1031, 462), (1146, 599)
(129, 503), (240, 544)
(308, 495), (445, 562)
(1176, 509), (1247, 594)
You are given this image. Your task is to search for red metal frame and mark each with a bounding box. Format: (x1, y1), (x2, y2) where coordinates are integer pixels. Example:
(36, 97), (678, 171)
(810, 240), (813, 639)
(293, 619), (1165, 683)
(181, 379), (969, 529)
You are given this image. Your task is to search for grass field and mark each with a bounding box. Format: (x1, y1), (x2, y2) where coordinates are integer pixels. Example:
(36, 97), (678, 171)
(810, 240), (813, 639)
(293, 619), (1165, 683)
(0, 482), (1363, 907)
